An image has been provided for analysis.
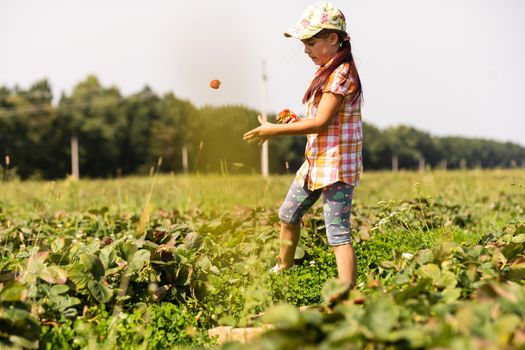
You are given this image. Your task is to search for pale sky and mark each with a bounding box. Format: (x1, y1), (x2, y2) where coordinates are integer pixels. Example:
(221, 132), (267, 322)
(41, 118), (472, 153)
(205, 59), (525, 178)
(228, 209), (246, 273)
(1, 0), (524, 146)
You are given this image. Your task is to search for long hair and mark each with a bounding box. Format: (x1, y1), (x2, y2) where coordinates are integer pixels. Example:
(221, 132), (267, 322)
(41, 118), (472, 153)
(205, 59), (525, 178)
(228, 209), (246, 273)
(302, 29), (363, 106)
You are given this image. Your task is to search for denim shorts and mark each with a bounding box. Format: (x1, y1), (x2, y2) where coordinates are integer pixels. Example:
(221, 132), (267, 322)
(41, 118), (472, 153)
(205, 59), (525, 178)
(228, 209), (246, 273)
(278, 178), (354, 246)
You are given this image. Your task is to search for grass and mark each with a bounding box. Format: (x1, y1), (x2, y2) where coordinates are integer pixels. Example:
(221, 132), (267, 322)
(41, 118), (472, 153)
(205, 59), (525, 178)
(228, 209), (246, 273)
(2, 169), (524, 214)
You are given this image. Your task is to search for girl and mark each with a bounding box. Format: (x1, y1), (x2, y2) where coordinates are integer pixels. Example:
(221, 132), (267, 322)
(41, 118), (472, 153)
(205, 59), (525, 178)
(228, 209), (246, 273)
(243, 1), (363, 288)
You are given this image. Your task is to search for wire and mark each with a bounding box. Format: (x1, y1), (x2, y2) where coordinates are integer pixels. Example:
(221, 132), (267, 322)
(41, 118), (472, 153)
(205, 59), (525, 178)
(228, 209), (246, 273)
(0, 93), (154, 118)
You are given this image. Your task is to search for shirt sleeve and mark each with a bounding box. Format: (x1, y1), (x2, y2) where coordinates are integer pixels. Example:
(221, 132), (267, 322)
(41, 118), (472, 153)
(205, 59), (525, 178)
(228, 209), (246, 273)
(322, 63), (356, 96)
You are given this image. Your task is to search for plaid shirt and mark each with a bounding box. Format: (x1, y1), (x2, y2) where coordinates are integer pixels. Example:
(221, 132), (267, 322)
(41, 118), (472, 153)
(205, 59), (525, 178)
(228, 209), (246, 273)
(295, 62), (363, 191)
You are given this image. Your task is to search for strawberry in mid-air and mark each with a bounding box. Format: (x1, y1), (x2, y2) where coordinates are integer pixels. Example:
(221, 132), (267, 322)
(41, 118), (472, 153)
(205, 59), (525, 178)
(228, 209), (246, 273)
(209, 79), (221, 89)
(276, 108), (300, 124)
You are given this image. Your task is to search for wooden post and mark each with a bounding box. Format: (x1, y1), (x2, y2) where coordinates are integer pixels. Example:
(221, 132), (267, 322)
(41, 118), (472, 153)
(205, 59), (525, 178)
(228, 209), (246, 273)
(460, 158), (467, 170)
(522, 159), (525, 169)
(182, 144), (188, 173)
(418, 157), (425, 174)
(475, 160), (482, 169)
(441, 159), (447, 171)
(71, 135), (79, 180)
(392, 155), (398, 172)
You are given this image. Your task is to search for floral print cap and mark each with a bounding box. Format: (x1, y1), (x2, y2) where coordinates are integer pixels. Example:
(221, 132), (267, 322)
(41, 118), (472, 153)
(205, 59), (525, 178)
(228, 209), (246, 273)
(284, 1), (346, 40)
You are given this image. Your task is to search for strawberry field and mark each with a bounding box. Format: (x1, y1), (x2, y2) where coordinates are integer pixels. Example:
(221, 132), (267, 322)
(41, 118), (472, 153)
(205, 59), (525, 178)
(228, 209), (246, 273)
(1, 170), (524, 349)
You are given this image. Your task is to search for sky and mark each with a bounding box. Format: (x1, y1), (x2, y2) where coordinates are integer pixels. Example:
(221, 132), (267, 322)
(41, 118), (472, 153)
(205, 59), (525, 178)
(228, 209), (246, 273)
(1, 0), (524, 146)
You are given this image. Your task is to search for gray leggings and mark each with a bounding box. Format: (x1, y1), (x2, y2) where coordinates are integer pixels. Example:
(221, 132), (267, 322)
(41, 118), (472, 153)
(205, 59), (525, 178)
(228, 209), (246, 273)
(278, 179), (354, 246)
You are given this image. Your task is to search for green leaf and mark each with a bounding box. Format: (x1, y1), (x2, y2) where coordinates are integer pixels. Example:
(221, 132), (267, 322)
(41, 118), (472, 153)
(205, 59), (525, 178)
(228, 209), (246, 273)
(418, 264), (440, 283)
(3, 307), (31, 321)
(184, 231), (202, 250)
(99, 246), (117, 270)
(465, 264), (478, 282)
(128, 249), (151, 273)
(87, 280), (112, 303)
(52, 295), (81, 311)
(321, 278), (350, 305)
(173, 266), (190, 286)
(511, 234), (525, 244)
(300, 309), (323, 326)
(386, 327), (427, 348)
(51, 238), (65, 253)
(501, 243), (522, 260)
(361, 296), (400, 336)
(39, 265), (68, 284)
(0, 281), (28, 302)
(66, 264), (89, 289)
(494, 314), (520, 343)
(19, 252), (49, 284)
(466, 245), (484, 259)
(508, 258), (525, 280)
(196, 256), (211, 271)
(50, 284), (70, 296)
(379, 260), (396, 269)
(119, 241), (138, 261)
(218, 315), (236, 327)
(415, 249), (434, 265)
(437, 271), (458, 289)
(441, 288), (461, 303)
(262, 304), (301, 328)
(78, 253), (105, 279)
(324, 317), (360, 345)
(9, 335), (39, 349)
(62, 308), (78, 318)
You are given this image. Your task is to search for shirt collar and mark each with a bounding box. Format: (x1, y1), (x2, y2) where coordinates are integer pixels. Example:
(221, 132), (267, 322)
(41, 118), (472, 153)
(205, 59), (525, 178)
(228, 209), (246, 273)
(316, 56), (336, 75)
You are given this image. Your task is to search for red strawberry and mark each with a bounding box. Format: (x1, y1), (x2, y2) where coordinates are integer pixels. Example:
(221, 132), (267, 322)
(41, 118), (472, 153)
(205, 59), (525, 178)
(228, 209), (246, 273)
(209, 79), (221, 89)
(276, 108), (300, 124)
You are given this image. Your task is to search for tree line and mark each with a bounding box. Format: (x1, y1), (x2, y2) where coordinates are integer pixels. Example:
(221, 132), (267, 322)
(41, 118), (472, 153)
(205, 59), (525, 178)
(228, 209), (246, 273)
(1, 76), (524, 179)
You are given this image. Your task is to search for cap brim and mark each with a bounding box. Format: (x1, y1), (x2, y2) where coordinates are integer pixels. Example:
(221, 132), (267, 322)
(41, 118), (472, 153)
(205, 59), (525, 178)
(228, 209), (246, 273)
(283, 24), (322, 40)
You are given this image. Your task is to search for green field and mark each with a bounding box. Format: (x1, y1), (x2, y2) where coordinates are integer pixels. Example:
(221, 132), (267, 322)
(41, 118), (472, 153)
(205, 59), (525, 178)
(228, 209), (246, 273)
(1, 170), (524, 349)
(3, 169), (523, 212)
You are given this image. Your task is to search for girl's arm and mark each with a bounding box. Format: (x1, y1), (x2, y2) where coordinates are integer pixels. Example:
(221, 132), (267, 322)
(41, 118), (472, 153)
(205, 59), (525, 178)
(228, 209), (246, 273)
(243, 92), (343, 144)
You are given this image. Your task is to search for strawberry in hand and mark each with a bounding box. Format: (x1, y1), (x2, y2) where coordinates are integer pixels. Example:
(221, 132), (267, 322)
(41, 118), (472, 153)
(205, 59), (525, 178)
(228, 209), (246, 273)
(276, 108), (301, 124)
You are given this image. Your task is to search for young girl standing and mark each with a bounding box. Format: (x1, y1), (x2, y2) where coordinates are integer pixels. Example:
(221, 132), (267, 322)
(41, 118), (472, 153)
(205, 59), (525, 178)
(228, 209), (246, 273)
(243, 1), (363, 288)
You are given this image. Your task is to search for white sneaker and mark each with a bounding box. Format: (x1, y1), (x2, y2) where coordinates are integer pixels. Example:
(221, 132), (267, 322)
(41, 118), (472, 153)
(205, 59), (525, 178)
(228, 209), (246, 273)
(269, 263), (297, 273)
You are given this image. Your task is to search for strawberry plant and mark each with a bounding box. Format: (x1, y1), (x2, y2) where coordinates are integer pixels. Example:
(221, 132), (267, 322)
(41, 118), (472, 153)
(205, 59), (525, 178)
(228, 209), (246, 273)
(0, 171), (523, 349)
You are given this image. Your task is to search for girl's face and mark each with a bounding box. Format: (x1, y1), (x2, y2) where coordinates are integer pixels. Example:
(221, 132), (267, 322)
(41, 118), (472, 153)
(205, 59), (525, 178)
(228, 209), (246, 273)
(302, 32), (339, 66)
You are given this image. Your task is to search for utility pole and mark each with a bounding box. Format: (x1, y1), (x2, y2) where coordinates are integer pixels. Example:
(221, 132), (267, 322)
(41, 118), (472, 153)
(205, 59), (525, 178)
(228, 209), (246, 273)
(71, 135), (79, 180)
(260, 60), (269, 178)
(392, 154), (398, 172)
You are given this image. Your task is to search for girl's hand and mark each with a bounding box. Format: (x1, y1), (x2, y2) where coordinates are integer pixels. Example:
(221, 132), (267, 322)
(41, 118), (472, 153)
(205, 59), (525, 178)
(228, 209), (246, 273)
(276, 108), (301, 124)
(243, 115), (274, 145)
(282, 115), (301, 124)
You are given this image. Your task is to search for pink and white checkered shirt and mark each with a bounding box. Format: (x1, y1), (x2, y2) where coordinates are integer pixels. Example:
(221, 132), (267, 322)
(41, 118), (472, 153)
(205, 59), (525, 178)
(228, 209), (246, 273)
(295, 62), (363, 191)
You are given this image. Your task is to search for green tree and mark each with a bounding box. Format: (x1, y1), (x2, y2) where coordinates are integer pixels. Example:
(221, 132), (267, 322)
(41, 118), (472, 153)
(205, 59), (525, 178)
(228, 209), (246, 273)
(150, 93), (197, 173)
(119, 86), (161, 174)
(54, 75), (126, 177)
(0, 80), (55, 179)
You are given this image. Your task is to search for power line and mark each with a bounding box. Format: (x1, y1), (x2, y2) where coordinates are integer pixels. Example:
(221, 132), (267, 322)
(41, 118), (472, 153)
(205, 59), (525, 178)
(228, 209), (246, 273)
(0, 93), (154, 118)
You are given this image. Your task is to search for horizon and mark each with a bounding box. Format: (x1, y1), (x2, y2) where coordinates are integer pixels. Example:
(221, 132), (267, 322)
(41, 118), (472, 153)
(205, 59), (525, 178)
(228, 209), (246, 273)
(1, 74), (525, 149)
